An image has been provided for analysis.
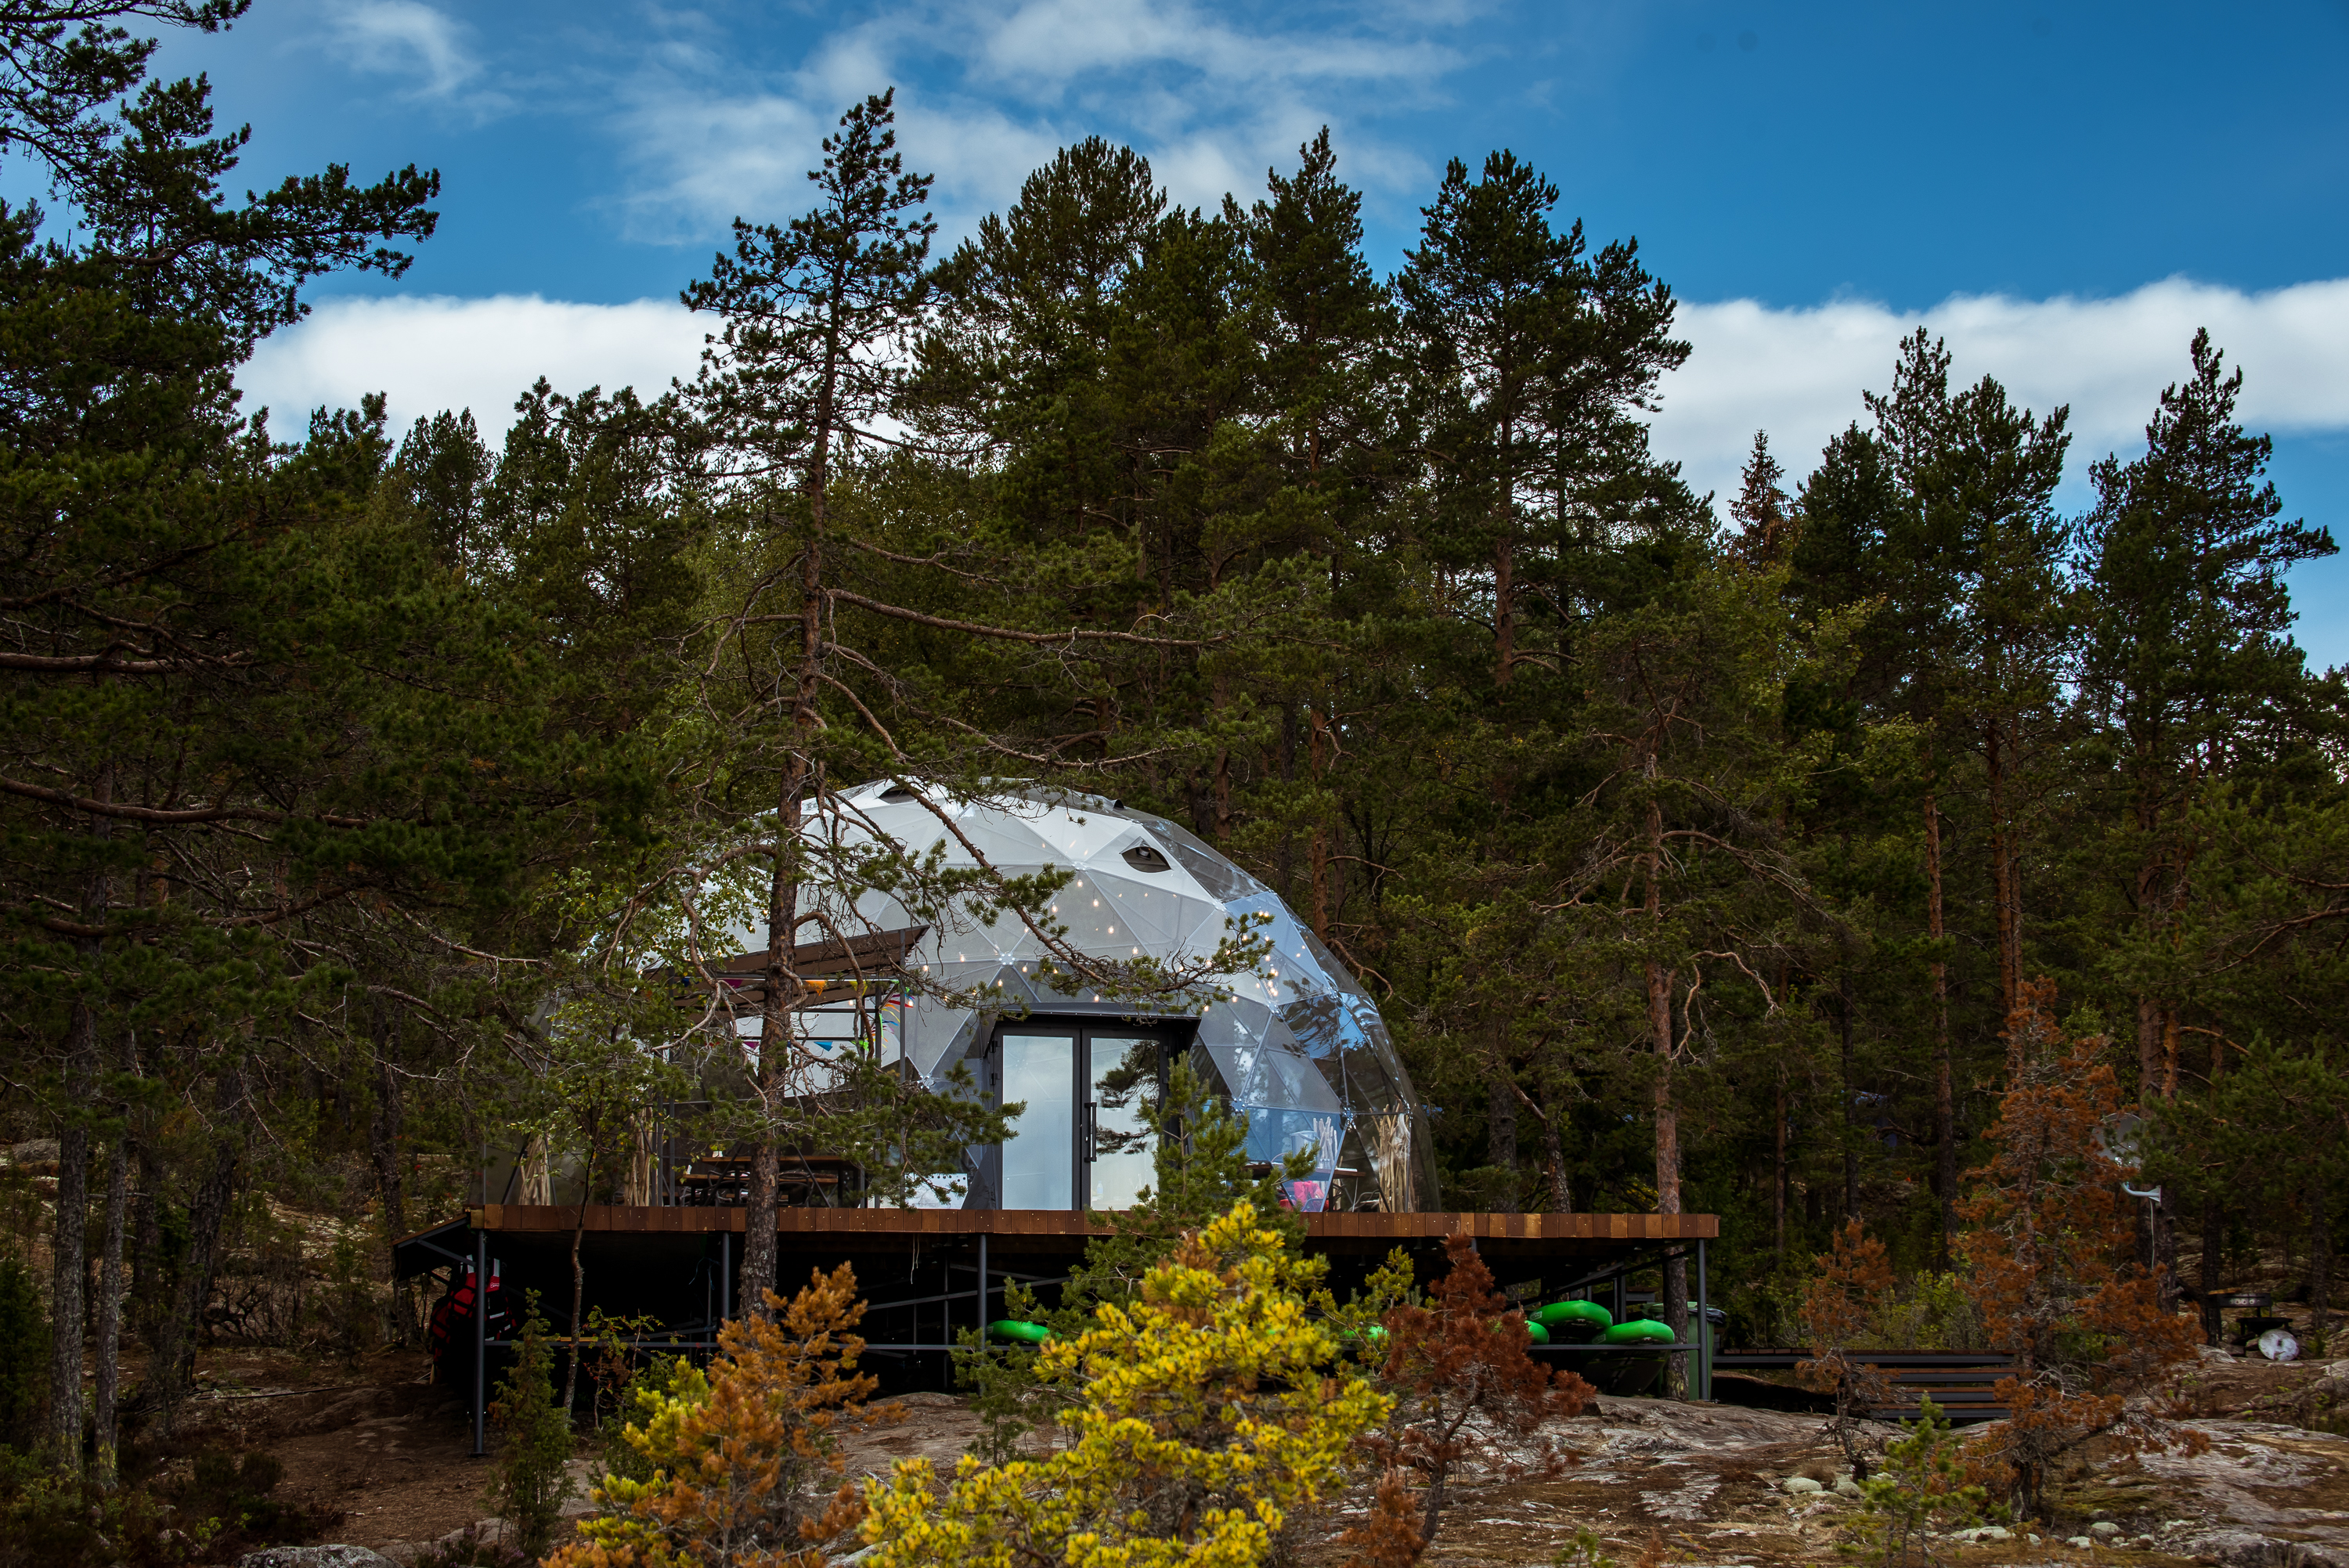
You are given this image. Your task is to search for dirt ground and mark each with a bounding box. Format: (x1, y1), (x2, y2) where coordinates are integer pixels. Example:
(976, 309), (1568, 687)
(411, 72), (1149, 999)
(161, 1346), (502, 1558)
(167, 1341), (2349, 1566)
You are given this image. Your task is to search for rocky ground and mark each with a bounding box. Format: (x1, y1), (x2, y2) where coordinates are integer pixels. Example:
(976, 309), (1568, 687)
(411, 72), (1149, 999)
(141, 1342), (2349, 1566)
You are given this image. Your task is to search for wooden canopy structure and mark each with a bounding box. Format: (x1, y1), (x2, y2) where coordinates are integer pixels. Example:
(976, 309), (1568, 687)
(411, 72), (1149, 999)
(648, 925), (930, 1007)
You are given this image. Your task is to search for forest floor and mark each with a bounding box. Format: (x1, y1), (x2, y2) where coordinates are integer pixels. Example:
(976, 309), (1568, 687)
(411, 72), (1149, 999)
(155, 1340), (2349, 1566)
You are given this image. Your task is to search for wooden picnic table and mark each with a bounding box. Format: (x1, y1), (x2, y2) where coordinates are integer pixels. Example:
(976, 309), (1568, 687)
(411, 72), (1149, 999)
(680, 1155), (860, 1207)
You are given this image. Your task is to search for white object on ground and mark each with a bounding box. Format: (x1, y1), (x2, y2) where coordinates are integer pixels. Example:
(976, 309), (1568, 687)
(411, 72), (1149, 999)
(1782, 1476), (1823, 1494)
(2258, 1327), (2301, 1361)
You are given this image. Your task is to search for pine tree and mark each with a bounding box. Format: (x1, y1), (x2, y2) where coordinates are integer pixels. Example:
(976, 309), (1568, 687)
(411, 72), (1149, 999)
(489, 1292), (579, 1560)
(555, 1264), (893, 1568)
(658, 99), (1269, 1314)
(1956, 981), (2198, 1517)
(1728, 431), (1794, 565)
(1231, 129), (1401, 931)
(2081, 331), (2334, 1105)
(1397, 150), (1686, 690)
(0, 1), (554, 1469)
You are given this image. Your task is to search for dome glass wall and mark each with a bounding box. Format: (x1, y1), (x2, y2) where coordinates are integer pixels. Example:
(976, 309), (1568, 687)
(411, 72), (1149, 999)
(827, 784), (1438, 1213)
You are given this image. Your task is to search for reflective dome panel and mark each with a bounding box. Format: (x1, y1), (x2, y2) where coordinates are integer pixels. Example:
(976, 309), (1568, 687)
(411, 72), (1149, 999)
(813, 785), (1438, 1213)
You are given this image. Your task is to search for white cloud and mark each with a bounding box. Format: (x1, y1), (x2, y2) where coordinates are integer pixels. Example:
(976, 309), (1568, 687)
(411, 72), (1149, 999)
(247, 276), (2349, 490)
(972, 0), (1453, 92)
(609, 87), (828, 245)
(321, 1), (484, 100)
(606, 0), (1463, 242)
(1654, 276), (2349, 508)
(240, 294), (709, 442)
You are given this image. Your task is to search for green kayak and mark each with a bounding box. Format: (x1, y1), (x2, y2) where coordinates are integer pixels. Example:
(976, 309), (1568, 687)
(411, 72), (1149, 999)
(1533, 1299), (1613, 1339)
(987, 1318), (1051, 1345)
(1600, 1317), (1676, 1346)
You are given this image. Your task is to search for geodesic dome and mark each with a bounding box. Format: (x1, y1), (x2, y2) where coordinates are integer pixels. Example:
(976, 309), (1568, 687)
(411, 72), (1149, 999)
(821, 783), (1438, 1213)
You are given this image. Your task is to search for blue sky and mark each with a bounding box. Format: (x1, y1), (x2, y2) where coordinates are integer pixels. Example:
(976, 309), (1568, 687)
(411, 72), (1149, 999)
(136, 1), (2349, 661)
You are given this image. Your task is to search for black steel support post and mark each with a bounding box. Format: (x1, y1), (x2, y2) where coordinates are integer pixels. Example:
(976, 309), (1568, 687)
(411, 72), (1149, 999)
(1695, 1238), (1710, 1402)
(721, 1228), (733, 1325)
(978, 1232), (989, 1340)
(471, 1228), (487, 1458)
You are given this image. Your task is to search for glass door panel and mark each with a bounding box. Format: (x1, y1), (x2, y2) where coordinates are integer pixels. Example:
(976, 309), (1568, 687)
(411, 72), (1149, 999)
(1000, 1032), (1075, 1209)
(1087, 1035), (1160, 1211)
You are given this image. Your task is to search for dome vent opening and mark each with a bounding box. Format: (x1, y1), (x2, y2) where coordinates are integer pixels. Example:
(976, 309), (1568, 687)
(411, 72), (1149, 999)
(1121, 843), (1171, 873)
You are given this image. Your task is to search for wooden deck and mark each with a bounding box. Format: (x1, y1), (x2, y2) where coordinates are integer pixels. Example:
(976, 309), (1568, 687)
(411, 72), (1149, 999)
(461, 1204), (1716, 1257)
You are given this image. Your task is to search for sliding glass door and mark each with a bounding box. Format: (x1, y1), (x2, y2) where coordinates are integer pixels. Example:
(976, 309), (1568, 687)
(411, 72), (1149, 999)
(998, 1031), (1077, 1209)
(1087, 1035), (1161, 1210)
(992, 1025), (1178, 1210)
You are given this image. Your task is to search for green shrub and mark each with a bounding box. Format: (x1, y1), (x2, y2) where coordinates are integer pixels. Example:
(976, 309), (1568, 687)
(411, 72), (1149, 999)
(320, 1229), (381, 1361)
(486, 1292), (576, 1559)
(1878, 1272), (1987, 1353)
(596, 1349), (698, 1484)
(0, 1441), (335, 1568)
(1842, 1397), (1994, 1566)
(0, 1254), (45, 1449)
(1553, 1529), (1620, 1567)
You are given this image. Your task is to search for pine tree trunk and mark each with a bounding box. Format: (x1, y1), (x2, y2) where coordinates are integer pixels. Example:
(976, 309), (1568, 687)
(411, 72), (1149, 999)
(1647, 957), (1689, 1394)
(747, 492), (825, 1318)
(1638, 737), (1689, 1393)
(49, 1004), (94, 1475)
(149, 1067), (244, 1435)
(1542, 1092), (1571, 1213)
(92, 1138), (126, 1487)
(1925, 782), (1955, 1251)
(1493, 535), (1514, 687)
(367, 997), (413, 1345)
(1986, 719), (2022, 1019)
(1838, 974), (1859, 1221)
(2201, 1198), (2226, 1346)
(1486, 1022), (1518, 1213)
(2311, 1196), (2332, 1342)
(1773, 1073), (1788, 1263)
(1664, 1248), (1690, 1399)
(2134, 997), (2166, 1108)
(131, 1137), (161, 1348)
(746, 822), (799, 1315)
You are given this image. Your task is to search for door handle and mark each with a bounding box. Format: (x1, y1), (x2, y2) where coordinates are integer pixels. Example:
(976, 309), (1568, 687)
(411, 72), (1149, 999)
(1084, 1101), (1099, 1162)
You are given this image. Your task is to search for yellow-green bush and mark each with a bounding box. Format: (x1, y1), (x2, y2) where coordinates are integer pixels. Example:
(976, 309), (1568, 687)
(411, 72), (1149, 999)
(861, 1202), (1388, 1568)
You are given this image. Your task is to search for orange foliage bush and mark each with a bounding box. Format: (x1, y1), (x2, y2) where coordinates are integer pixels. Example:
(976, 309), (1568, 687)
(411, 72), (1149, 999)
(1371, 1235), (1594, 1552)
(1335, 1469), (1427, 1568)
(1796, 1219), (1897, 1476)
(1955, 979), (2201, 1516)
(548, 1263), (900, 1568)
